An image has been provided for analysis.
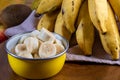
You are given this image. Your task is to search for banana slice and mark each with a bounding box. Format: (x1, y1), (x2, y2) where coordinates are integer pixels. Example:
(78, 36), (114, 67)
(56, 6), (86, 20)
(38, 39), (43, 46)
(15, 43), (33, 58)
(30, 30), (41, 37)
(18, 52), (33, 58)
(19, 35), (28, 44)
(55, 44), (64, 54)
(54, 39), (65, 54)
(55, 39), (63, 45)
(39, 42), (56, 58)
(23, 37), (39, 53)
(15, 44), (28, 54)
(37, 28), (55, 43)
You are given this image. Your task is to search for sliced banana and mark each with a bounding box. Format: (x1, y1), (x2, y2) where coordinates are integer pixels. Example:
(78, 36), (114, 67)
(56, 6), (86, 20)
(39, 42), (56, 58)
(37, 28), (55, 43)
(30, 30), (41, 37)
(23, 37), (39, 53)
(17, 52), (33, 58)
(15, 43), (33, 58)
(54, 39), (65, 54)
(19, 35), (29, 44)
(14, 29), (66, 59)
(55, 39), (63, 45)
(54, 44), (65, 54)
(38, 39), (43, 46)
(15, 44), (28, 54)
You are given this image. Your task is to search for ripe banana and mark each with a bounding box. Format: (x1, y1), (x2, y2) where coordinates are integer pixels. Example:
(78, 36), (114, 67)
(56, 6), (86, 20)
(108, 0), (120, 22)
(37, 10), (60, 32)
(39, 42), (56, 58)
(61, 0), (82, 33)
(76, 0), (94, 55)
(88, 0), (108, 34)
(23, 37), (39, 54)
(37, 28), (56, 43)
(31, 0), (41, 10)
(36, 0), (62, 14)
(54, 11), (72, 41)
(99, 2), (120, 60)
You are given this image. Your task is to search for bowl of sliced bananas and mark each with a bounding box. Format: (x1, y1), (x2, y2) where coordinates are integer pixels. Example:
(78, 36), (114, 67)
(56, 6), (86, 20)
(5, 28), (69, 79)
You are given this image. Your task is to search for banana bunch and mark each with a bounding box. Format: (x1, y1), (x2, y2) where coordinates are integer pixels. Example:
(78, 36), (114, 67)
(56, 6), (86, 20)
(31, 0), (120, 60)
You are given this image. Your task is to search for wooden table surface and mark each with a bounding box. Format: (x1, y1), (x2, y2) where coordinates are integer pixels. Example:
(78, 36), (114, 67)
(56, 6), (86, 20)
(0, 41), (120, 80)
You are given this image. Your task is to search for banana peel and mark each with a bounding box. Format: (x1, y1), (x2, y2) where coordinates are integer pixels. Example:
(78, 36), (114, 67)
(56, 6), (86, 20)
(99, 2), (120, 60)
(109, 0), (120, 22)
(31, 0), (41, 10)
(76, 0), (94, 55)
(88, 0), (108, 34)
(36, 0), (62, 14)
(37, 10), (60, 32)
(54, 11), (72, 41)
(61, 0), (82, 33)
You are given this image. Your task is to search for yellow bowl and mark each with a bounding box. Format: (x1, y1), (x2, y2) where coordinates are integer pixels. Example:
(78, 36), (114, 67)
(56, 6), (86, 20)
(5, 32), (69, 79)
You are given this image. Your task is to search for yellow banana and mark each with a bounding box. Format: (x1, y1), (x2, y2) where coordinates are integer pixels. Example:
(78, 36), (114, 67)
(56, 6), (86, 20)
(37, 10), (60, 32)
(61, 0), (82, 33)
(54, 11), (72, 41)
(99, 2), (120, 60)
(36, 0), (62, 14)
(108, 0), (120, 22)
(76, 0), (94, 55)
(88, 0), (108, 34)
(31, 0), (41, 10)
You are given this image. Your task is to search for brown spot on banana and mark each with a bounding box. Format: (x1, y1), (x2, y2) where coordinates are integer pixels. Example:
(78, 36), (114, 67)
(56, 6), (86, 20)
(72, 0), (74, 11)
(72, 0), (74, 6)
